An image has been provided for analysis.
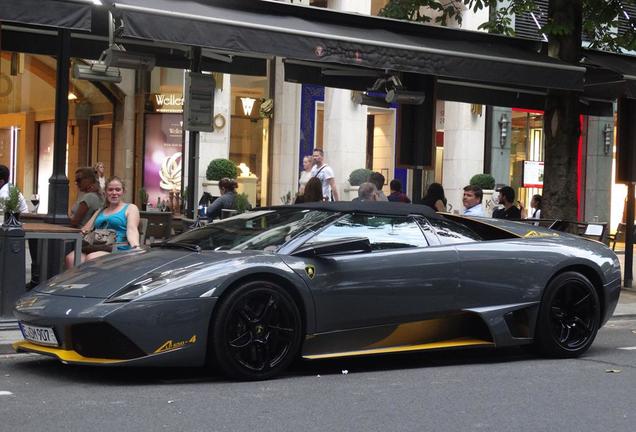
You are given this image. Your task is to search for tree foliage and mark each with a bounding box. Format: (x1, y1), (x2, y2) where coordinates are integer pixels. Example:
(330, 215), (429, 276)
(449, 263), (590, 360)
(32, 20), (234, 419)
(379, 0), (636, 220)
(379, 0), (636, 52)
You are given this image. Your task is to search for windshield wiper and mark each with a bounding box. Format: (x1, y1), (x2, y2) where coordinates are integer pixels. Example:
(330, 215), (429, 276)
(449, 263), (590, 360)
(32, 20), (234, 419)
(151, 242), (201, 252)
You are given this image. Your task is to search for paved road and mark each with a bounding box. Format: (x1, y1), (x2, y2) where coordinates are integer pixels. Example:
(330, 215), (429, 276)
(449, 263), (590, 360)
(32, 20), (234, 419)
(1, 319), (635, 432)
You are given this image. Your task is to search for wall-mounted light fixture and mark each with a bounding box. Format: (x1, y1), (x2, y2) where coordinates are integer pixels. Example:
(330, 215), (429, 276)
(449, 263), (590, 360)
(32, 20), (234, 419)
(603, 123), (613, 156)
(498, 113), (510, 148)
(240, 97), (256, 116)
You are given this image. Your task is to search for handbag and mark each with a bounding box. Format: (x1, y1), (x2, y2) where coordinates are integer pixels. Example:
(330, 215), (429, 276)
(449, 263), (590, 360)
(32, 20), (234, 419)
(82, 215), (117, 254)
(83, 228), (117, 246)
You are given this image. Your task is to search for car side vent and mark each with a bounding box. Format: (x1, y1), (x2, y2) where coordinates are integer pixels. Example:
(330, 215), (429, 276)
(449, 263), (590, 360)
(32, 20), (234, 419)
(71, 323), (146, 360)
(504, 309), (532, 339)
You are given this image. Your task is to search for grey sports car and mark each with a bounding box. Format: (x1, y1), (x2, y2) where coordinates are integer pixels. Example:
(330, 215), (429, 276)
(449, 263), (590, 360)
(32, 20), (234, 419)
(13, 201), (621, 380)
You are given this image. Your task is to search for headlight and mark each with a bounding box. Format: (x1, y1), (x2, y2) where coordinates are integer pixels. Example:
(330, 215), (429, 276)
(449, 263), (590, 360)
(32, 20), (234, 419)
(106, 263), (203, 302)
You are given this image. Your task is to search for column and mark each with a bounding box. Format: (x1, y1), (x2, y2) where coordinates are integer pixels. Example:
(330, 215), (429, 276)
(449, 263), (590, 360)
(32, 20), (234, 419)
(441, 5), (489, 212)
(324, 0), (371, 200)
(271, 58), (302, 204)
(585, 115), (614, 222)
(113, 69), (136, 201)
(196, 74), (232, 204)
(442, 102), (486, 212)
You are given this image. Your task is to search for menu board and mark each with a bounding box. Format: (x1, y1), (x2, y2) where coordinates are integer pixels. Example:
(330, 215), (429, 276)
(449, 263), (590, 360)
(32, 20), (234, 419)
(523, 160), (544, 188)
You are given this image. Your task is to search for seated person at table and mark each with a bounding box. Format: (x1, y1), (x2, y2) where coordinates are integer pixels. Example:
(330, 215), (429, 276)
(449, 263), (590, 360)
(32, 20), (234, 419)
(70, 167), (104, 227)
(67, 176), (140, 266)
(206, 177), (237, 220)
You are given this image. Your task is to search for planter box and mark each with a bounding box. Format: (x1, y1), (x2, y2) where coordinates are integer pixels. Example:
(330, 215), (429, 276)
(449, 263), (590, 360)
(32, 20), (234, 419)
(482, 189), (496, 217)
(202, 181), (220, 197)
(343, 185), (359, 201)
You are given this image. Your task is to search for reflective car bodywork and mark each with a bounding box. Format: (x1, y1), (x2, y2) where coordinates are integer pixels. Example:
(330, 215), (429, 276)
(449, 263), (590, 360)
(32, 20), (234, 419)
(13, 202), (621, 377)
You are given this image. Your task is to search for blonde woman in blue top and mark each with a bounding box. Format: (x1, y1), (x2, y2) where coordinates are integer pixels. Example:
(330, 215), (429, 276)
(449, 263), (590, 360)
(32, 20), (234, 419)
(78, 176), (140, 263)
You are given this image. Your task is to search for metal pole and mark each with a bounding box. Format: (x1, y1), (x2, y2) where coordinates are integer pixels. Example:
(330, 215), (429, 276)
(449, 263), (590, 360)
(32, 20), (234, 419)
(625, 182), (634, 287)
(186, 46), (202, 219)
(47, 28), (71, 225)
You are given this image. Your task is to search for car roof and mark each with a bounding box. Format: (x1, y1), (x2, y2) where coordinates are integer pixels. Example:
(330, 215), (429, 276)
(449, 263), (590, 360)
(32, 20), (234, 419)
(271, 201), (442, 219)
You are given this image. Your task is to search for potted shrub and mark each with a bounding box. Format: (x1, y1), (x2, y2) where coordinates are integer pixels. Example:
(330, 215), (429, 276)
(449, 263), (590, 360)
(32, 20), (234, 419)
(203, 158), (238, 196)
(345, 168), (372, 201)
(469, 173), (495, 190)
(1, 185), (23, 227)
(235, 192), (251, 214)
(469, 173), (496, 216)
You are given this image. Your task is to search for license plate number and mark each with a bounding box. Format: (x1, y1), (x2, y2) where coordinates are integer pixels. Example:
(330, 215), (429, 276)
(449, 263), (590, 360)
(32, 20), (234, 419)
(20, 323), (59, 346)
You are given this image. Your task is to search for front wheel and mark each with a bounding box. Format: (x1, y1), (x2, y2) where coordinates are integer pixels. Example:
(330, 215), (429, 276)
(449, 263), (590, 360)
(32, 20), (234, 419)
(211, 280), (302, 380)
(534, 271), (600, 358)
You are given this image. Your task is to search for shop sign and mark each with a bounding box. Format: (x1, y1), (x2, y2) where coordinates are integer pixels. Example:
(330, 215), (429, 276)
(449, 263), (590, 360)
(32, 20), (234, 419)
(150, 93), (184, 113)
(523, 160), (544, 188)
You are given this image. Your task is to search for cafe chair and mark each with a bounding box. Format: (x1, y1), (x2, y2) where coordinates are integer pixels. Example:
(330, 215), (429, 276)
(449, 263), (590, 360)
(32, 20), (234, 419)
(140, 211), (172, 244)
(138, 218), (148, 246)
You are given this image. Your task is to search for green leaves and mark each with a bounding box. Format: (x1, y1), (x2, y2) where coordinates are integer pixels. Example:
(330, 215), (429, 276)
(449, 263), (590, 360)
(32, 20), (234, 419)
(0, 185), (22, 213)
(378, 0), (636, 52)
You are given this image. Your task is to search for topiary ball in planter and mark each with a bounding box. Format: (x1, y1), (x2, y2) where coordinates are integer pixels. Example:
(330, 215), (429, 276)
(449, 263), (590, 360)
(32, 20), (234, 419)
(206, 158), (238, 181)
(469, 173), (496, 190)
(348, 168), (372, 186)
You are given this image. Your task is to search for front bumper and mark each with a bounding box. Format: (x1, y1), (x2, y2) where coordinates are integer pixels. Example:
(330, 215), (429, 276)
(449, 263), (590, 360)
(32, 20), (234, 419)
(13, 293), (218, 367)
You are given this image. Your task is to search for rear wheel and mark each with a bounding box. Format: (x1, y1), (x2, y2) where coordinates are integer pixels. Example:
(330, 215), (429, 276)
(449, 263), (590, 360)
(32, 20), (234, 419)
(211, 280), (302, 380)
(534, 271), (600, 358)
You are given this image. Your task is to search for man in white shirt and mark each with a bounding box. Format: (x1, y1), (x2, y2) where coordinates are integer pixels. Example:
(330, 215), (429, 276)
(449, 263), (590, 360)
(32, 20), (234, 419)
(311, 148), (339, 201)
(462, 185), (485, 217)
(0, 164), (28, 213)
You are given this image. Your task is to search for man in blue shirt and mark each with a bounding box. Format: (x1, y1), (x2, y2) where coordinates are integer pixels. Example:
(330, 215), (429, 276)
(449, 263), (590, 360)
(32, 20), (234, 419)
(462, 185), (485, 217)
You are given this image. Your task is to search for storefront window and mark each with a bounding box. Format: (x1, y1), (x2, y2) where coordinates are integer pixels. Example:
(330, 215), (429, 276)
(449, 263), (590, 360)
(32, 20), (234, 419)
(510, 109), (544, 208)
(230, 74), (270, 207)
(0, 52), (114, 213)
(142, 67), (185, 210)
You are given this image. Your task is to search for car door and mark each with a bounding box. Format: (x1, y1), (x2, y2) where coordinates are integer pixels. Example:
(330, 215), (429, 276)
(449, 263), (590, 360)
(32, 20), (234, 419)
(295, 213), (459, 332)
(424, 217), (544, 308)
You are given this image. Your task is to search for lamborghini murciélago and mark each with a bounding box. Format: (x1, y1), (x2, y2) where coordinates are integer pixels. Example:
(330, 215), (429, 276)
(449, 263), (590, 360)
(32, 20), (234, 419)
(13, 201), (621, 380)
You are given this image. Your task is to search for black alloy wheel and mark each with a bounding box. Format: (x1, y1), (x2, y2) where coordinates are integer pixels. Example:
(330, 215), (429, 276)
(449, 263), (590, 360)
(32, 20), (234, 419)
(535, 271), (600, 358)
(211, 280), (302, 380)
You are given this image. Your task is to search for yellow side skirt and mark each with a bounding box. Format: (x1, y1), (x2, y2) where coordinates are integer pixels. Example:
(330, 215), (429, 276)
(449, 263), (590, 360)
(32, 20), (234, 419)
(302, 337), (494, 360)
(13, 340), (126, 364)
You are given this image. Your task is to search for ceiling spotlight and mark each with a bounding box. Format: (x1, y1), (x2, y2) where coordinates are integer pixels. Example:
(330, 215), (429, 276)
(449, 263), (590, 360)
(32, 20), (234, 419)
(73, 63), (122, 83)
(103, 45), (155, 70)
(385, 89), (426, 105)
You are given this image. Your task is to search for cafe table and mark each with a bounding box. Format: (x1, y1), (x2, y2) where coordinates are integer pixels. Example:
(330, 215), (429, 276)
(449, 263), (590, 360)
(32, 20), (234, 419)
(23, 223), (82, 277)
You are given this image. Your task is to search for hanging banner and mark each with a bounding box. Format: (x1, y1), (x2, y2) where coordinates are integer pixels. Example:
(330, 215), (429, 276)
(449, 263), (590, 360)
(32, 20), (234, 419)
(143, 113), (183, 207)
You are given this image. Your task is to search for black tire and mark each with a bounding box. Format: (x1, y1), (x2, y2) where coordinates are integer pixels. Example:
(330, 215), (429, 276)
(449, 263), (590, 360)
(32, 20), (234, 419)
(534, 271), (600, 358)
(210, 280), (302, 380)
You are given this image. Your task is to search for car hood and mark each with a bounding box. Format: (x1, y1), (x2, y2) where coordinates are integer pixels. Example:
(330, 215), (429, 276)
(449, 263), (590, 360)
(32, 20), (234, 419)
(33, 248), (246, 299)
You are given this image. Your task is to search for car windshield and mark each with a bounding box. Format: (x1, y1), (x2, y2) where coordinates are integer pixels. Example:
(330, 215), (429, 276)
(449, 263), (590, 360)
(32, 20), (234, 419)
(167, 209), (335, 252)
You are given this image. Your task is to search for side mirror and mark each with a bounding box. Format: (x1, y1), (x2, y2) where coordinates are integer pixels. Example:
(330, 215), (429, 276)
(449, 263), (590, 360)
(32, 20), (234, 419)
(292, 237), (372, 257)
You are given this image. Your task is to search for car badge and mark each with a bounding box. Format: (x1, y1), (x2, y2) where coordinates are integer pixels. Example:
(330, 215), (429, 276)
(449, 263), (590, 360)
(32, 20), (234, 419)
(305, 265), (316, 279)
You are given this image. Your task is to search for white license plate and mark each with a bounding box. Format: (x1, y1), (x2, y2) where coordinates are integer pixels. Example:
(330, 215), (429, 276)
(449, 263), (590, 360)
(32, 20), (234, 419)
(20, 323), (59, 347)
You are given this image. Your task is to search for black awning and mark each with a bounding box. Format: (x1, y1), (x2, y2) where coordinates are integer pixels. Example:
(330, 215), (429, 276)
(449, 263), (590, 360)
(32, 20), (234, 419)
(110, 0), (584, 93)
(582, 50), (636, 99)
(0, 0), (91, 31)
(284, 60), (612, 116)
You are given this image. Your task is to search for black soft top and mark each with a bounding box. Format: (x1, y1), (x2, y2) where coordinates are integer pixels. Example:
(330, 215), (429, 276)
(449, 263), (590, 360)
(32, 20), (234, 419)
(270, 201), (442, 219)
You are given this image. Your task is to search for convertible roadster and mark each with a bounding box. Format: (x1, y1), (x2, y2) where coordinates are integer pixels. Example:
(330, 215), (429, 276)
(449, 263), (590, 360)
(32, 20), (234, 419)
(14, 201), (621, 380)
